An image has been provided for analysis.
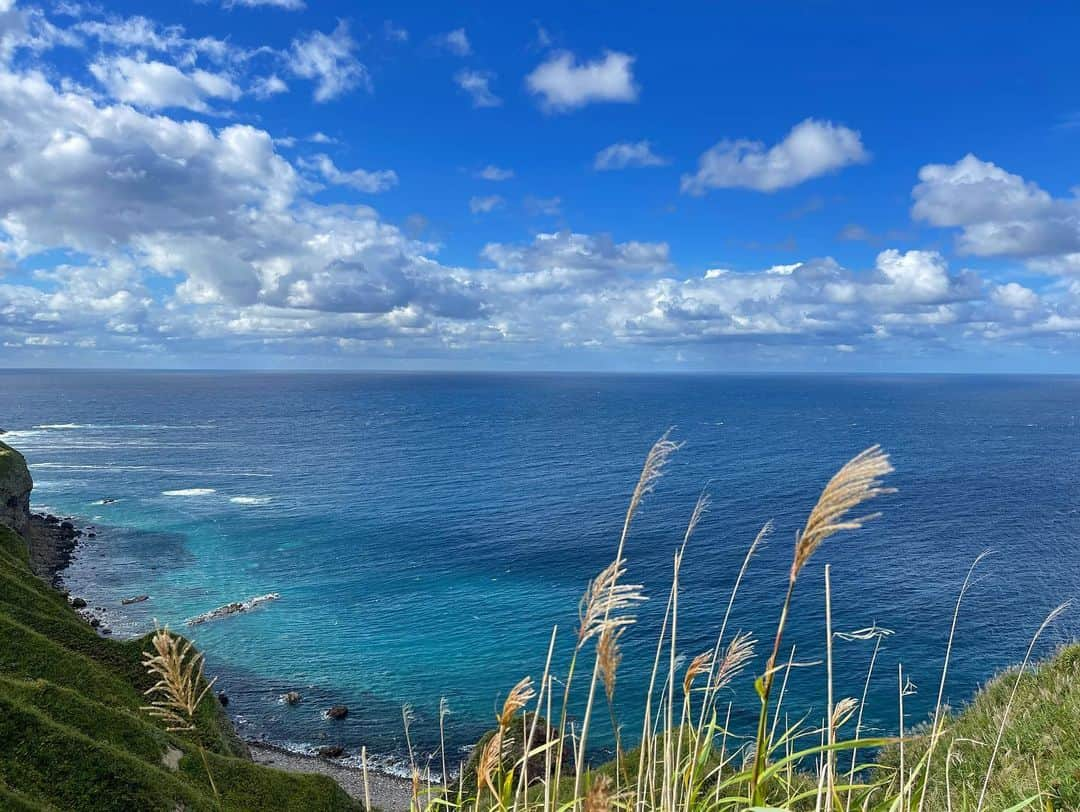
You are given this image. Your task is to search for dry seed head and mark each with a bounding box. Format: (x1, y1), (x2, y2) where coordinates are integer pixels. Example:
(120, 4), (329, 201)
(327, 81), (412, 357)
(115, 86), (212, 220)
(682, 650), (712, 696)
(597, 626), (624, 702)
(625, 430), (682, 529)
(584, 775), (614, 812)
(477, 729), (505, 797)
(749, 520), (773, 559)
(792, 445), (894, 580)
(497, 676), (535, 728)
(713, 631), (756, 693)
(140, 624), (216, 731)
(577, 558), (646, 646)
(830, 697), (859, 730)
(680, 490), (711, 551)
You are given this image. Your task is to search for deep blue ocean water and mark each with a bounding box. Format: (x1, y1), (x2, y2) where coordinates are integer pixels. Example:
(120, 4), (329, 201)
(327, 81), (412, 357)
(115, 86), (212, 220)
(2, 370), (1079, 775)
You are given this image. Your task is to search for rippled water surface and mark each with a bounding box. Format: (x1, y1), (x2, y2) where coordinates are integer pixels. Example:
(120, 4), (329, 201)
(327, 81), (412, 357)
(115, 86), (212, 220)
(3, 370), (1079, 773)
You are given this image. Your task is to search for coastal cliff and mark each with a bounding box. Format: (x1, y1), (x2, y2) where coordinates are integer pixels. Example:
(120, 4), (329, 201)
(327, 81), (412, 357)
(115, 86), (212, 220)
(0, 439), (362, 811)
(0, 440), (31, 535)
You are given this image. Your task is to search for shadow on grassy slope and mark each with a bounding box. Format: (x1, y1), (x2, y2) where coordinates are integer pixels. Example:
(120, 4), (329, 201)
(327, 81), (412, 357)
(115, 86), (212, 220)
(0, 525), (361, 811)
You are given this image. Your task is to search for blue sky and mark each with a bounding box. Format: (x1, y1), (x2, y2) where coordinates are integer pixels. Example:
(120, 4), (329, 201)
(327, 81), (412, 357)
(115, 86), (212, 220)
(2, 0), (1080, 370)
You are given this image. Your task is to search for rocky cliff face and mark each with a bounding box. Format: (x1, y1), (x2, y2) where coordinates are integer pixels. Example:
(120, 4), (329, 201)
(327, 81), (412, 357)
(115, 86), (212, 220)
(0, 440), (32, 535)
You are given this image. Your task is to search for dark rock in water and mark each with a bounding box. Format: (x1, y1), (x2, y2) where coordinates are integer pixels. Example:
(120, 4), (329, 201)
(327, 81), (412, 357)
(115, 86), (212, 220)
(101, 628), (111, 635)
(88, 617), (100, 628)
(217, 692), (229, 707)
(71, 597), (87, 609)
(283, 691), (302, 705)
(101, 498), (116, 505)
(45, 514), (58, 524)
(88, 532), (96, 538)
(121, 594), (149, 605)
(326, 705), (348, 720)
(316, 745), (345, 759)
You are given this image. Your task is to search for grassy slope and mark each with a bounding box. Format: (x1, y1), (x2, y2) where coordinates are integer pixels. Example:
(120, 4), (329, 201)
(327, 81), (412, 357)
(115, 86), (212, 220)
(0, 524), (361, 811)
(0, 441), (22, 479)
(879, 642), (1080, 810)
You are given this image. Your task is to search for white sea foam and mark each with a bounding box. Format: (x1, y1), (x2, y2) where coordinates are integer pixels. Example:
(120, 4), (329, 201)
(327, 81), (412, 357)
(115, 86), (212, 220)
(161, 488), (217, 497)
(34, 423), (86, 429)
(30, 463), (272, 477)
(230, 496), (273, 506)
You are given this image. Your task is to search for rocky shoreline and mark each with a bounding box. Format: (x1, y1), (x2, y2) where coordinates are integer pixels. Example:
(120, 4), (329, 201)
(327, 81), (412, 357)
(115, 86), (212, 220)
(24, 511), (120, 634)
(248, 741), (415, 811)
(2, 438), (417, 810)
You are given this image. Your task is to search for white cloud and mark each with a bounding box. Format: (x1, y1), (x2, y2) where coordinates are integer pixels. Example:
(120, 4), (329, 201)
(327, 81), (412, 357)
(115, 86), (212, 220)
(526, 50), (638, 113)
(303, 154), (398, 193)
(477, 164), (513, 181)
(470, 195), (504, 214)
(454, 69), (500, 108)
(434, 28), (470, 56)
(224, 0), (305, 9)
(912, 154), (1080, 258)
(2, 0), (78, 62)
(89, 55), (240, 111)
(3, 29), (1080, 365)
(594, 140), (667, 171)
(992, 282), (1039, 310)
(681, 119), (869, 194)
(250, 73), (287, 99)
(289, 21), (368, 102)
(74, 14), (239, 65)
(481, 231), (671, 294)
(0, 62), (488, 352)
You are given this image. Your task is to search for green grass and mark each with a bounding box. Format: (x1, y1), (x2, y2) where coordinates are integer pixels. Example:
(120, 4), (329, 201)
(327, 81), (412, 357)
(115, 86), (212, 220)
(879, 642), (1080, 810)
(0, 440), (23, 480)
(0, 440), (30, 494)
(0, 524), (362, 811)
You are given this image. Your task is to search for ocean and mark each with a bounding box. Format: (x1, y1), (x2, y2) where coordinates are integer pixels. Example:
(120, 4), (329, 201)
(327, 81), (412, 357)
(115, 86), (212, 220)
(2, 370), (1079, 776)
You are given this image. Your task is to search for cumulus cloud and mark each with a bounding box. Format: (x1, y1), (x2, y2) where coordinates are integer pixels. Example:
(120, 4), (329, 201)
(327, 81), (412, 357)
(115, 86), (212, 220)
(434, 28), (470, 56)
(89, 55), (241, 111)
(302, 154), (398, 193)
(526, 50), (638, 113)
(250, 73), (287, 99)
(992, 282), (1039, 310)
(454, 69), (500, 108)
(594, 140), (667, 171)
(2, 0), (78, 62)
(480, 231), (671, 294)
(289, 21), (368, 101)
(3, 18), (1080, 366)
(912, 154), (1080, 259)
(470, 195), (504, 214)
(681, 119), (869, 194)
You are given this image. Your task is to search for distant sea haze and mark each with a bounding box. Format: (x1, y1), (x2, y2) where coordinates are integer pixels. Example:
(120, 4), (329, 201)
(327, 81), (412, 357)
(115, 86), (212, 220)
(2, 370), (1078, 773)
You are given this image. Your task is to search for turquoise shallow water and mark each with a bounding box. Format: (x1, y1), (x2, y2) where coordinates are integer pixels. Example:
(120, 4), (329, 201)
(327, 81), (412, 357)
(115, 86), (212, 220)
(3, 371), (1080, 774)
